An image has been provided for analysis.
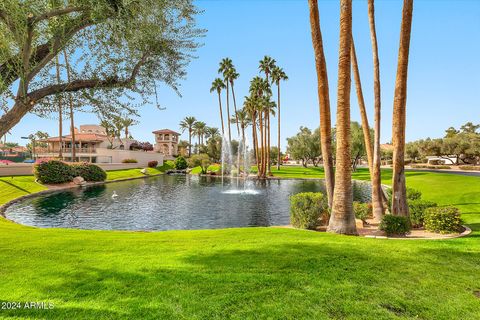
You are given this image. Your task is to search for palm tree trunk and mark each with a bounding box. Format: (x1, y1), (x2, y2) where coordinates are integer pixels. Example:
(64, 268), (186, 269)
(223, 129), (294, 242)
(259, 111), (265, 178)
(217, 91), (225, 136)
(267, 109), (271, 175)
(308, 0), (335, 208)
(226, 81), (232, 142)
(55, 56), (63, 159)
(231, 82), (240, 136)
(368, 0), (385, 221)
(351, 38), (374, 173)
(392, 0), (413, 218)
(252, 113), (259, 169)
(188, 129), (192, 157)
(327, 0), (357, 235)
(277, 83), (281, 171)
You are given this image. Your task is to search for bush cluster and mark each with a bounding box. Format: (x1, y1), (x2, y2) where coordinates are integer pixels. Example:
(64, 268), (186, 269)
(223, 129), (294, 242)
(34, 160), (106, 184)
(34, 160), (75, 184)
(174, 156), (188, 170)
(290, 192), (329, 230)
(353, 201), (372, 223)
(71, 163), (107, 182)
(408, 199), (437, 228)
(148, 160), (158, 168)
(424, 207), (462, 234)
(379, 215), (411, 236)
(187, 154), (211, 174)
(410, 164), (452, 170)
(122, 159), (138, 163)
(461, 166), (480, 171)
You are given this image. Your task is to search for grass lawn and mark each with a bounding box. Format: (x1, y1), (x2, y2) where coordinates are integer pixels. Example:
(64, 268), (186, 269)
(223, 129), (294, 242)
(0, 167), (479, 319)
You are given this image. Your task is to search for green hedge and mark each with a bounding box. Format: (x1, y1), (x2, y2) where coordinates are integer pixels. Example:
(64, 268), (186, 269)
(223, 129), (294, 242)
(408, 199), (437, 228)
(379, 215), (411, 236)
(34, 160), (75, 184)
(353, 202), (372, 223)
(72, 163), (107, 182)
(424, 206), (462, 234)
(174, 156), (188, 170)
(290, 192), (329, 230)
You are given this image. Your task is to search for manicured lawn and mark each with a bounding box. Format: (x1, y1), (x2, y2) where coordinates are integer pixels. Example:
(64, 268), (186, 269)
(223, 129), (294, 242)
(0, 176), (47, 206)
(0, 167), (479, 319)
(105, 167), (164, 181)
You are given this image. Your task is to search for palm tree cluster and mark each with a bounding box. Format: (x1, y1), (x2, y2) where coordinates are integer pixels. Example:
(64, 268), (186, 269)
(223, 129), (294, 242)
(179, 116), (221, 156)
(211, 57), (288, 178)
(308, 0), (414, 235)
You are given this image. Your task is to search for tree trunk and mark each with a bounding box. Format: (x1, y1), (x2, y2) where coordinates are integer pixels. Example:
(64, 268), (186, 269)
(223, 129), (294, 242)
(267, 108), (271, 175)
(231, 82), (240, 136)
(55, 56), (63, 159)
(188, 129), (192, 157)
(64, 50), (76, 162)
(327, 0), (357, 235)
(259, 111), (265, 178)
(368, 0), (385, 221)
(226, 81), (231, 142)
(392, 0), (413, 218)
(351, 38), (373, 173)
(217, 91), (225, 136)
(308, 0), (335, 208)
(277, 82), (281, 171)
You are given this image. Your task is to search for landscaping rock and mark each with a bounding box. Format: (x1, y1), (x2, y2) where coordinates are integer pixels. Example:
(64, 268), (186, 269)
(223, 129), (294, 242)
(140, 169), (147, 174)
(73, 176), (86, 186)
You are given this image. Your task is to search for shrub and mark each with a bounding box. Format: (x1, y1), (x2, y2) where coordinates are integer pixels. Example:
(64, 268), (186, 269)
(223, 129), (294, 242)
(148, 160), (158, 168)
(290, 192), (329, 230)
(34, 160), (74, 184)
(353, 201), (372, 223)
(424, 206), (462, 234)
(174, 156), (188, 170)
(187, 154), (211, 174)
(408, 199), (437, 228)
(122, 159), (138, 163)
(72, 163), (107, 182)
(386, 187), (422, 208)
(461, 166), (480, 171)
(379, 215), (411, 236)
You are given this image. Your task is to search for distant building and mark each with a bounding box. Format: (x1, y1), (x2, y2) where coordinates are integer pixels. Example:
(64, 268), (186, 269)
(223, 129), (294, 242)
(152, 129), (180, 159)
(36, 125), (162, 165)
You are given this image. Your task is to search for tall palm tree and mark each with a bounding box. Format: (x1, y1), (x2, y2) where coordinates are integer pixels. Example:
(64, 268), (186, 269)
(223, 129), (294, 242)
(327, 0), (357, 235)
(232, 108), (251, 143)
(193, 121), (207, 148)
(226, 67), (240, 136)
(351, 37), (374, 174)
(259, 56), (276, 175)
(368, 0), (385, 221)
(271, 66), (288, 171)
(55, 55), (63, 158)
(218, 58), (234, 142)
(308, 0), (335, 208)
(63, 50), (76, 161)
(206, 127), (220, 141)
(210, 78), (226, 136)
(392, 0), (414, 219)
(244, 95), (259, 168)
(121, 117), (137, 140)
(179, 116), (197, 157)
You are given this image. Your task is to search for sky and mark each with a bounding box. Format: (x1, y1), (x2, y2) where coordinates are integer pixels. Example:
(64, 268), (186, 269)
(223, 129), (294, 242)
(6, 0), (480, 150)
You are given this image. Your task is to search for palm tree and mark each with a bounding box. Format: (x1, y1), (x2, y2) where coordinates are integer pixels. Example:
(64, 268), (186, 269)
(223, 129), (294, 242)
(210, 78), (226, 136)
(308, 0), (335, 208)
(226, 67), (240, 136)
(63, 50), (76, 161)
(327, 0), (357, 235)
(218, 58), (234, 142)
(206, 127), (220, 141)
(259, 56), (276, 175)
(271, 66), (288, 170)
(121, 117), (137, 140)
(193, 121), (207, 148)
(55, 55), (63, 158)
(368, 0), (385, 221)
(179, 116), (197, 157)
(391, 0), (414, 219)
(244, 95), (259, 168)
(232, 108), (251, 142)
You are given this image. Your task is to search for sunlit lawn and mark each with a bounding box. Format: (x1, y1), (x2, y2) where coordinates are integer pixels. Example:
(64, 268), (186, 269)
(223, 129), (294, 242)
(0, 166), (479, 319)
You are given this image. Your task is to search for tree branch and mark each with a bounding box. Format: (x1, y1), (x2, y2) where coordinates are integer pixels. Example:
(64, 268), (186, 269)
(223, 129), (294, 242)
(31, 6), (87, 24)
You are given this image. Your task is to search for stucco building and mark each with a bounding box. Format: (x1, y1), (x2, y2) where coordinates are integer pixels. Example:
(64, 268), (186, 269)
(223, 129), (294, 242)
(153, 129), (180, 159)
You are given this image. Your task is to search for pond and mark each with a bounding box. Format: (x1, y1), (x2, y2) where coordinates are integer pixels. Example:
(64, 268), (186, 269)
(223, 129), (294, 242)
(4, 175), (329, 231)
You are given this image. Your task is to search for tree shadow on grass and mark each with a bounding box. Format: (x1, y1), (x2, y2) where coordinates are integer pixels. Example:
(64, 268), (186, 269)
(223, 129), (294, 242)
(0, 179), (32, 194)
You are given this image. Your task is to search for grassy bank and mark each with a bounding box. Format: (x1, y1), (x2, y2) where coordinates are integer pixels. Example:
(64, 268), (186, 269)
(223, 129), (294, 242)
(0, 167), (479, 319)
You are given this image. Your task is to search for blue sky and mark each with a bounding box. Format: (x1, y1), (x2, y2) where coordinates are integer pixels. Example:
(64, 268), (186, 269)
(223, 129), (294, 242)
(7, 0), (480, 150)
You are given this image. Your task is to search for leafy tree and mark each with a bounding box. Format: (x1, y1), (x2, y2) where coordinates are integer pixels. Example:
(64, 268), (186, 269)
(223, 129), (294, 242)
(187, 153), (211, 174)
(0, 0), (203, 137)
(286, 127), (320, 167)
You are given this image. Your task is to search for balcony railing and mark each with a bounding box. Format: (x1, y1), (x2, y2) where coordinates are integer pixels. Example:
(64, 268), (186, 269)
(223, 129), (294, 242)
(37, 147), (96, 154)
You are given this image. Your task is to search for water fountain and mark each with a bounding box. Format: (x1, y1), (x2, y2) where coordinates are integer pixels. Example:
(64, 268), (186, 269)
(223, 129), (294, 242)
(220, 135), (259, 195)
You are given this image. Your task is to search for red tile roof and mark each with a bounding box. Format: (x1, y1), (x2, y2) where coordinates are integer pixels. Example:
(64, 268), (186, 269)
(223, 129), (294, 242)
(40, 133), (108, 142)
(152, 129), (180, 135)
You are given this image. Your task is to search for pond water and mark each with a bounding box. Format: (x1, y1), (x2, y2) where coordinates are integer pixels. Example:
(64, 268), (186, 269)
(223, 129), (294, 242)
(4, 175), (328, 231)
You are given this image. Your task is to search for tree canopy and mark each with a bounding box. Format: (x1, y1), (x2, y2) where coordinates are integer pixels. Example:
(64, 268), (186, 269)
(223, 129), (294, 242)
(0, 0), (204, 137)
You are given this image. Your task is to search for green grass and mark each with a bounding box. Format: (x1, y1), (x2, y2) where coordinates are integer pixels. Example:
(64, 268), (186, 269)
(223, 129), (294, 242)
(0, 167), (479, 319)
(105, 167), (164, 181)
(190, 163), (221, 174)
(0, 176), (47, 206)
